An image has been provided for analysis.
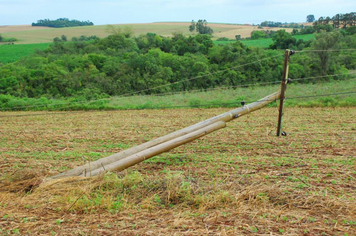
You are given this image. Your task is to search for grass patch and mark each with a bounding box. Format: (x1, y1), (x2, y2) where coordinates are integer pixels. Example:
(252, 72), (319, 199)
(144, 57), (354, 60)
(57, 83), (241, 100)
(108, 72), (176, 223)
(0, 43), (52, 63)
(1, 78), (355, 111)
(241, 38), (273, 48)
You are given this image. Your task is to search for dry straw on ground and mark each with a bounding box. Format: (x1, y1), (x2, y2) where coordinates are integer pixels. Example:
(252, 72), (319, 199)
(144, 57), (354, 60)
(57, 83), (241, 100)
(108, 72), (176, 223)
(1, 107), (355, 235)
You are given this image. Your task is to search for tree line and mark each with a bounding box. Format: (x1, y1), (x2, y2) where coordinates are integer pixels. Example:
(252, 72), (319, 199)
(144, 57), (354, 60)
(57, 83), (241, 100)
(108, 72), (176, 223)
(259, 21), (303, 29)
(32, 18), (94, 28)
(313, 12), (356, 29)
(0, 27), (355, 102)
(254, 13), (356, 40)
(189, 20), (214, 35)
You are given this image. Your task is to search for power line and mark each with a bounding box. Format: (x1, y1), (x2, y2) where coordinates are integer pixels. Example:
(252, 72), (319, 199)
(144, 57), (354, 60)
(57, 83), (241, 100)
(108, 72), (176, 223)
(1, 48), (356, 112)
(1, 91), (355, 118)
(108, 66), (356, 98)
(2, 70), (355, 112)
(2, 112), (355, 121)
(112, 72), (356, 98)
(296, 48), (356, 53)
(0, 54), (285, 111)
(292, 72), (356, 82)
(140, 80), (282, 97)
(117, 53), (285, 97)
(4, 91), (356, 114)
(287, 91), (356, 100)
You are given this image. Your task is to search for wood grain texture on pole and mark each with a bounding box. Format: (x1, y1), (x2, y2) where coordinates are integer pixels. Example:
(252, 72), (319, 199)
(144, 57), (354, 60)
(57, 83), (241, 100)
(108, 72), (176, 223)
(84, 121), (226, 176)
(48, 91), (281, 180)
(49, 111), (228, 179)
(277, 49), (292, 136)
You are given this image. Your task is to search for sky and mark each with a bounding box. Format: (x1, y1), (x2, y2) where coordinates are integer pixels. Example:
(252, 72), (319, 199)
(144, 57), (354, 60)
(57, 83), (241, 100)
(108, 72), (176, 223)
(0, 0), (355, 26)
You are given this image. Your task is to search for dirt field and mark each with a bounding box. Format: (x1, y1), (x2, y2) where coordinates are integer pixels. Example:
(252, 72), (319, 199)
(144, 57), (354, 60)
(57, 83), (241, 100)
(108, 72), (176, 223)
(0, 107), (355, 235)
(0, 22), (293, 44)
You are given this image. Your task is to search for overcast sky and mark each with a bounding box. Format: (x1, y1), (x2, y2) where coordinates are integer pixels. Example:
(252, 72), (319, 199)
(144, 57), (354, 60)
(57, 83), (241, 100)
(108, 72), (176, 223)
(0, 0), (355, 26)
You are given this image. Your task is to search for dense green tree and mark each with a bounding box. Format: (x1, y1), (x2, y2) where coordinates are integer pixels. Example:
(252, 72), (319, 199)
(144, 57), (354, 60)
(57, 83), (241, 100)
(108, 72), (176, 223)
(306, 14), (315, 23)
(300, 26), (315, 35)
(192, 20), (214, 35)
(312, 30), (342, 76)
(269, 30), (296, 49)
(291, 29), (299, 35)
(313, 12), (356, 30)
(346, 26), (356, 35)
(189, 20), (196, 32)
(314, 24), (333, 33)
(251, 31), (267, 39)
(97, 33), (138, 52)
(61, 35), (67, 42)
(260, 21), (283, 27)
(53, 37), (62, 43)
(32, 18), (94, 28)
(1, 27), (354, 101)
(0, 76), (19, 94)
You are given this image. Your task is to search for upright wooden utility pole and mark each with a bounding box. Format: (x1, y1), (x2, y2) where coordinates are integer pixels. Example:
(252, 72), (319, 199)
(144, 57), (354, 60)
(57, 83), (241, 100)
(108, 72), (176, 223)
(277, 49), (294, 136)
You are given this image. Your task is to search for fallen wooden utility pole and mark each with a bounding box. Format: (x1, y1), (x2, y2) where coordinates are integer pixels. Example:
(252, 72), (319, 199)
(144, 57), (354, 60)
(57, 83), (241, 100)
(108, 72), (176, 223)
(48, 50), (294, 180)
(48, 92), (281, 180)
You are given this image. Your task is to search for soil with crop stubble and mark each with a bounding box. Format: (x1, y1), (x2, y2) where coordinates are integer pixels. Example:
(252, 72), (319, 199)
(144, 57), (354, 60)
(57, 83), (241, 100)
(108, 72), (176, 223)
(0, 107), (355, 235)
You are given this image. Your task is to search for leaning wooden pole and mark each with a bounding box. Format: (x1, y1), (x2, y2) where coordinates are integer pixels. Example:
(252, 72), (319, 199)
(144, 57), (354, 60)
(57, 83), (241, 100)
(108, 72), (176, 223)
(277, 49), (294, 136)
(48, 92), (281, 180)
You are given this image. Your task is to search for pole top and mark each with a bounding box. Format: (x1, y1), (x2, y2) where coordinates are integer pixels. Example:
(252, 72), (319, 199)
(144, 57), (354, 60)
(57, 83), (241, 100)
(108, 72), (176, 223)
(286, 49), (295, 55)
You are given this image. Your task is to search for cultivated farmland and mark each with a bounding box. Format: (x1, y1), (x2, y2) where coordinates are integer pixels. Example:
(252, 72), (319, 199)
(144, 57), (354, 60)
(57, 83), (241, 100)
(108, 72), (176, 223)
(0, 107), (355, 235)
(0, 22), (293, 44)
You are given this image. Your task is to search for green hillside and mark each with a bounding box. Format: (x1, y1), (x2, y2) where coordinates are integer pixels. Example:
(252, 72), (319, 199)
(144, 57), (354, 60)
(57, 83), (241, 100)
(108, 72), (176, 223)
(0, 43), (51, 63)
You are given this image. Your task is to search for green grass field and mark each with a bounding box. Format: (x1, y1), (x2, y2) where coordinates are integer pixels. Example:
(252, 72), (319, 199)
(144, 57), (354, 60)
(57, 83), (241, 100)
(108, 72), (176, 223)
(241, 38), (273, 48)
(0, 43), (51, 63)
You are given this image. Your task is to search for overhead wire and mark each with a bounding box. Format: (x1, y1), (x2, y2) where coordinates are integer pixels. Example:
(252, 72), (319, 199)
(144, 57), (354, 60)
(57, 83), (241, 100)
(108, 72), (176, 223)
(116, 53), (285, 97)
(291, 72), (356, 82)
(0, 53), (284, 112)
(2, 45), (356, 163)
(1, 48), (356, 113)
(115, 48), (356, 97)
(1, 70), (355, 112)
(295, 48), (356, 53)
(1, 91), (355, 118)
(1, 111), (355, 120)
